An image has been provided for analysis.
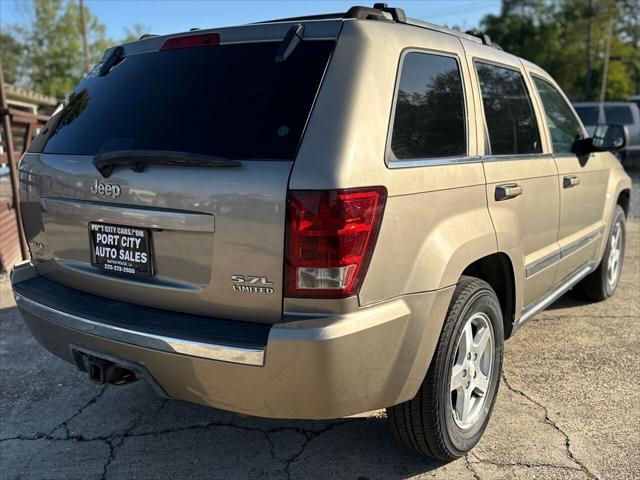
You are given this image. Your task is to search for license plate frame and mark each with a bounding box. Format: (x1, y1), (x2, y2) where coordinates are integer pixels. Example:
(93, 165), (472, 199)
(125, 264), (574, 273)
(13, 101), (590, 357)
(89, 222), (154, 277)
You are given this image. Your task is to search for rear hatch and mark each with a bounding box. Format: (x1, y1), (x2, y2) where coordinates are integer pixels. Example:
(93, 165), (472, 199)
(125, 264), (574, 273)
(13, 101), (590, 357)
(19, 23), (338, 323)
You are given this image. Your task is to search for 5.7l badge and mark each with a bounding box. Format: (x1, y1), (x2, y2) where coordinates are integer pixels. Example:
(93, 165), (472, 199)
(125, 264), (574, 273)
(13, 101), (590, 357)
(231, 275), (275, 294)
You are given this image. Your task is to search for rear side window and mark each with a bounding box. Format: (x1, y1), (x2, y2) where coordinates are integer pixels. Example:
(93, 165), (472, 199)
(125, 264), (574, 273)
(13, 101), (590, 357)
(41, 41), (335, 159)
(605, 106), (633, 125)
(475, 62), (541, 155)
(574, 106), (598, 125)
(390, 52), (466, 160)
(532, 77), (583, 154)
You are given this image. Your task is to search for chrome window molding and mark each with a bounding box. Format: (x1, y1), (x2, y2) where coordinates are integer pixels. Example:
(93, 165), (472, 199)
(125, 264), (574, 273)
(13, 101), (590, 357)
(386, 155), (481, 169)
(481, 153), (553, 163)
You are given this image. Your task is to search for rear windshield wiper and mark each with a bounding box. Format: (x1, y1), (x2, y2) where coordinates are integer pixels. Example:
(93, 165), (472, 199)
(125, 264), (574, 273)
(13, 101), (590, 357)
(92, 150), (242, 178)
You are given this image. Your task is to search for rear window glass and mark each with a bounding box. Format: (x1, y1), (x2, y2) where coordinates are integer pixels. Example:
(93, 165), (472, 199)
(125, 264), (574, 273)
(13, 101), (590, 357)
(574, 106), (599, 125)
(475, 62), (541, 155)
(605, 106), (633, 125)
(390, 52), (466, 160)
(41, 41), (334, 159)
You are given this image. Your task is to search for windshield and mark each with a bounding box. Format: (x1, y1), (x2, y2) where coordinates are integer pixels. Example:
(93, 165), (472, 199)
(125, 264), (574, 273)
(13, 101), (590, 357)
(41, 40), (334, 160)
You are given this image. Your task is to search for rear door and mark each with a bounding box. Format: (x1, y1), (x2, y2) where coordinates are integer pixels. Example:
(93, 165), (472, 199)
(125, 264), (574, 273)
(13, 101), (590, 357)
(529, 73), (609, 282)
(19, 25), (337, 324)
(463, 42), (561, 309)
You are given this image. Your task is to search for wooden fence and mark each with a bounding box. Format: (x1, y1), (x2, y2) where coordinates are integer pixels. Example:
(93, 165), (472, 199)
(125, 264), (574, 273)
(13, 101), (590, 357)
(0, 68), (51, 272)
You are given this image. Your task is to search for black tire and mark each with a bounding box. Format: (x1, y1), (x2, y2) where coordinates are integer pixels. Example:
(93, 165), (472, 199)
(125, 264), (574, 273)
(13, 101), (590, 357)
(576, 205), (626, 302)
(387, 276), (504, 461)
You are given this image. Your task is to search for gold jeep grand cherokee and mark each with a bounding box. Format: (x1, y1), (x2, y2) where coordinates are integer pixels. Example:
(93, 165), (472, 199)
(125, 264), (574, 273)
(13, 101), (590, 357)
(11, 3), (631, 461)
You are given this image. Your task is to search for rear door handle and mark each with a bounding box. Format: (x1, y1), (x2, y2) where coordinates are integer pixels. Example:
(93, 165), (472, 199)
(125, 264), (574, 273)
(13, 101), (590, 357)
(563, 175), (580, 188)
(495, 183), (522, 201)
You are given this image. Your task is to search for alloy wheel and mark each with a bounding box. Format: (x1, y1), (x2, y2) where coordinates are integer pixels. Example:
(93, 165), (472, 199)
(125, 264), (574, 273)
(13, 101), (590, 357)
(450, 312), (495, 430)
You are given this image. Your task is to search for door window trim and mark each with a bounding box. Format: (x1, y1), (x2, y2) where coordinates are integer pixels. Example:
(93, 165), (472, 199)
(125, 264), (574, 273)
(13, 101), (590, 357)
(529, 73), (588, 155)
(385, 47), (473, 169)
(472, 57), (547, 160)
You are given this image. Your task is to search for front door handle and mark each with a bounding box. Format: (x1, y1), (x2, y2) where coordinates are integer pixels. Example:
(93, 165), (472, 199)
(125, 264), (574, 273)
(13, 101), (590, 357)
(495, 183), (522, 201)
(563, 175), (580, 188)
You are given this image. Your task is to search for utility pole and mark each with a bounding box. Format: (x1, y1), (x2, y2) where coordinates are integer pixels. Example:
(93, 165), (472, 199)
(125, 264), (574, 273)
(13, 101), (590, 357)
(633, 1), (640, 94)
(599, 18), (614, 124)
(586, 0), (593, 100)
(79, 0), (91, 74)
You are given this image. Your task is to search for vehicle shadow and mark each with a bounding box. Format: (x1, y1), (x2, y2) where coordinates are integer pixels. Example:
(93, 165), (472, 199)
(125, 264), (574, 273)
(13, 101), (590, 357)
(1, 302), (448, 479)
(543, 290), (592, 312)
(111, 381), (448, 479)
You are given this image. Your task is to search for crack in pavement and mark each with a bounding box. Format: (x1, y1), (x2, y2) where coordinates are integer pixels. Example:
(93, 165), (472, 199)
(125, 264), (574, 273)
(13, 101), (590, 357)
(468, 453), (585, 472)
(99, 399), (167, 480)
(501, 373), (600, 480)
(1, 396), (370, 480)
(0, 385), (109, 445)
(530, 314), (637, 323)
(49, 384), (109, 439)
(275, 422), (352, 480)
(464, 454), (482, 480)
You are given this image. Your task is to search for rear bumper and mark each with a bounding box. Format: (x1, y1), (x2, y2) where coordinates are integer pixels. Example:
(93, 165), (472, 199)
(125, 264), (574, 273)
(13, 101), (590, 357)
(11, 261), (453, 419)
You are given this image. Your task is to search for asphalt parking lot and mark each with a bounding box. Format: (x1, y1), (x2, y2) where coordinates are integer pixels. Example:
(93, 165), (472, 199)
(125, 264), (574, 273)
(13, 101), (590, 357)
(1, 177), (638, 479)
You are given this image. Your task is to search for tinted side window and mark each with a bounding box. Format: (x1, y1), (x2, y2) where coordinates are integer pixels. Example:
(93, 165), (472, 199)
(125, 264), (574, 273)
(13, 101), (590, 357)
(390, 52), (466, 160)
(605, 106), (633, 125)
(475, 62), (541, 155)
(532, 77), (583, 154)
(574, 106), (598, 125)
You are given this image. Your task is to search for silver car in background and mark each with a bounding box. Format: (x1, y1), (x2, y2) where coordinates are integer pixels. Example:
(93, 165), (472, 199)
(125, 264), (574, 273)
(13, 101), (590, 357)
(574, 101), (640, 167)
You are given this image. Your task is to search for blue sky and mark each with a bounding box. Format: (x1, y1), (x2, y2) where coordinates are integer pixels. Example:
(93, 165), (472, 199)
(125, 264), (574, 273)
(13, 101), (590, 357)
(1, 1), (501, 39)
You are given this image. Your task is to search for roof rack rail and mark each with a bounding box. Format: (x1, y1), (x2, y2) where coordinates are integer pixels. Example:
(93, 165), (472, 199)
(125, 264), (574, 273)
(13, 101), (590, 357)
(251, 4), (501, 49)
(465, 29), (503, 50)
(251, 12), (346, 24)
(253, 4), (406, 25)
(372, 3), (406, 22)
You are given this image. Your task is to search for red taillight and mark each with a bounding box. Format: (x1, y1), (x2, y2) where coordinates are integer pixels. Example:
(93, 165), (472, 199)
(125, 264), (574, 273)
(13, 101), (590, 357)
(160, 33), (220, 50)
(285, 187), (387, 298)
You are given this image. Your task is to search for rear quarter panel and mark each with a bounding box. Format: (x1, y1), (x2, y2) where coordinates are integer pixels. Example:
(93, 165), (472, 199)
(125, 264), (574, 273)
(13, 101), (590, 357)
(291, 21), (498, 305)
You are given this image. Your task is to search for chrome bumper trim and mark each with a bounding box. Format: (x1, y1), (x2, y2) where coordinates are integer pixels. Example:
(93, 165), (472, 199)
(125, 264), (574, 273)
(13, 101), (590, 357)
(14, 292), (265, 366)
(11, 262), (264, 366)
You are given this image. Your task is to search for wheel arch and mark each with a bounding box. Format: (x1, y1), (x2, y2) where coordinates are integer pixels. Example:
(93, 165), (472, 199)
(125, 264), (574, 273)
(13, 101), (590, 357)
(462, 252), (517, 339)
(617, 188), (630, 218)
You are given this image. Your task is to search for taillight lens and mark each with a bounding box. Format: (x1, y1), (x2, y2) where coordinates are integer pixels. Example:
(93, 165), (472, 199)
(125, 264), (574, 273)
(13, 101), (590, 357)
(160, 33), (220, 50)
(285, 187), (387, 298)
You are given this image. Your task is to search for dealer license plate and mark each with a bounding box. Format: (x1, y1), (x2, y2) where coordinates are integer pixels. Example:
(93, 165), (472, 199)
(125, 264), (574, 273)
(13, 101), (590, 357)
(89, 222), (154, 277)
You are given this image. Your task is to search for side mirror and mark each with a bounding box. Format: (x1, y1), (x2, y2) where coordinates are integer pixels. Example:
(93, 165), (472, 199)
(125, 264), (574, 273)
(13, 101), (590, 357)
(592, 124), (626, 150)
(572, 124), (627, 157)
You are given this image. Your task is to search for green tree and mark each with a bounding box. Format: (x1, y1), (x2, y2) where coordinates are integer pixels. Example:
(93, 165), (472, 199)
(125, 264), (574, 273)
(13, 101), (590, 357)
(121, 23), (151, 44)
(480, 0), (639, 100)
(0, 32), (23, 85)
(16, 0), (110, 98)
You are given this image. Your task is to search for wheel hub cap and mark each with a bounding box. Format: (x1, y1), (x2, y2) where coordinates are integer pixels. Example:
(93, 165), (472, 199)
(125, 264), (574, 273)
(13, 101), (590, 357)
(607, 222), (623, 287)
(450, 312), (495, 430)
